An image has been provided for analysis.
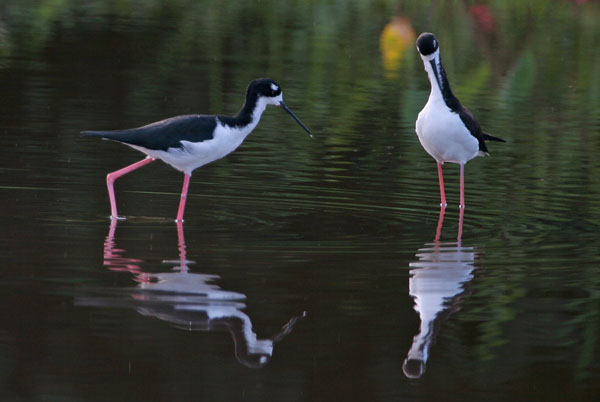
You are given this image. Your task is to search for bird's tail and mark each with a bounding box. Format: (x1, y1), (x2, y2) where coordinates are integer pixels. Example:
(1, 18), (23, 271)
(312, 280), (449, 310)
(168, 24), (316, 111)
(81, 130), (106, 138)
(483, 133), (506, 142)
(81, 130), (124, 141)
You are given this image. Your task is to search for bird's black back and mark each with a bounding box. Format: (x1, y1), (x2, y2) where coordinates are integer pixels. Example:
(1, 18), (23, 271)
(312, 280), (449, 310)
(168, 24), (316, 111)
(82, 114), (218, 151)
(457, 106), (489, 154)
(434, 59), (500, 153)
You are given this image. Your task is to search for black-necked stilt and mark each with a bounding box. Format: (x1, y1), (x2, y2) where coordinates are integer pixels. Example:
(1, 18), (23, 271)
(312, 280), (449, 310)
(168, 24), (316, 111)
(83, 78), (313, 222)
(415, 33), (505, 208)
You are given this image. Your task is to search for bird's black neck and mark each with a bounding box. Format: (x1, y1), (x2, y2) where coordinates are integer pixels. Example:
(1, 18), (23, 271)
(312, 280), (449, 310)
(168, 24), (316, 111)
(234, 91), (261, 125)
(218, 91), (261, 128)
(430, 57), (461, 113)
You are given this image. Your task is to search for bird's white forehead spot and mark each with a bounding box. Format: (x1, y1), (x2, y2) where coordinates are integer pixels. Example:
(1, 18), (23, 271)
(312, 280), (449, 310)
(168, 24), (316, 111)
(270, 83), (279, 92)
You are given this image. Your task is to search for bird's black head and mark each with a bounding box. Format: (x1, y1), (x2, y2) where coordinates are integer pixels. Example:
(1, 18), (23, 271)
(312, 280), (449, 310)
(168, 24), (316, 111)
(416, 32), (439, 57)
(247, 78), (282, 101)
(245, 78), (313, 137)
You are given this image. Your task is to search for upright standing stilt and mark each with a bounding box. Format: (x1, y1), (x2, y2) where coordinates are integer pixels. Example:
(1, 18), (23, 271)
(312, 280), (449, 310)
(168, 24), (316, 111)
(415, 33), (505, 209)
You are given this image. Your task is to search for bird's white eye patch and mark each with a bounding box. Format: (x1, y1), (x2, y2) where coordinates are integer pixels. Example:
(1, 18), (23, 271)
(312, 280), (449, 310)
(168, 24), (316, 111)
(270, 83), (279, 92)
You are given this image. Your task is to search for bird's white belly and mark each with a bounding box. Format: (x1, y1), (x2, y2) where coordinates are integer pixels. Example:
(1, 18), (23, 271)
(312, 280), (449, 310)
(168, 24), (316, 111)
(416, 102), (479, 164)
(140, 124), (252, 175)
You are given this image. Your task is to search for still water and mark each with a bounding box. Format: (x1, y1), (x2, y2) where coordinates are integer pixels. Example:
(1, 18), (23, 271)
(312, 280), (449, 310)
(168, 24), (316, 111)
(1, 0), (600, 400)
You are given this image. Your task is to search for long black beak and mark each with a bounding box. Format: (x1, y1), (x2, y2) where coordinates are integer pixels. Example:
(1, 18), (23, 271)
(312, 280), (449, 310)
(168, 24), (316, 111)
(429, 59), (444, 92)
(279, 101), (313, 138)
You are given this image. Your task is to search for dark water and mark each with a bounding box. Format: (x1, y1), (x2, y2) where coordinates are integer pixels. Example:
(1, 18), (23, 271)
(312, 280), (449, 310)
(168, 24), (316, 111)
(1, 1), (600, 400)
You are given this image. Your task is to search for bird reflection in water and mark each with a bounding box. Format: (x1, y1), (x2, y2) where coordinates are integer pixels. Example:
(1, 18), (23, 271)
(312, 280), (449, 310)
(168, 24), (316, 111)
(403, 208), (476, 378)
(77, 220), (306, 368)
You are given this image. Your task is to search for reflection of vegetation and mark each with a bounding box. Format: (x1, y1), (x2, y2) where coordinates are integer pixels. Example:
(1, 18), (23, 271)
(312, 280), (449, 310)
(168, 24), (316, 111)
(1, 0), (600, 389)
(380, 17), (415, 79)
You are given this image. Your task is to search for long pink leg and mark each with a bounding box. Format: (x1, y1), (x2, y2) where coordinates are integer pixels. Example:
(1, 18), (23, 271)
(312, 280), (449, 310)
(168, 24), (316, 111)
(175, 220), (190, 271)
(434, 206), (446, 242)
(106, 157), (155, 219)
(457, 205), (465, 242)
(175, 173), (191, 223)
(176, 220), (186, 258)
(459, 163), (465, 209)
(437, 162), (447, 207)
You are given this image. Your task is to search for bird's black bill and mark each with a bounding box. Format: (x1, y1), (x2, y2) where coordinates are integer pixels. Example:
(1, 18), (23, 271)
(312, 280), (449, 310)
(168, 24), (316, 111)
(279, 101), (313, 138)
(429, 60), (444, 92)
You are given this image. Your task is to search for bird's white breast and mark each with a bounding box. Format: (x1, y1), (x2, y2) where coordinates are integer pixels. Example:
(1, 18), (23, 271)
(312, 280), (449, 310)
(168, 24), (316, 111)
(142, 121), (257, 175)
(131, 97), (270, 175)
(415, 99), (479, 164)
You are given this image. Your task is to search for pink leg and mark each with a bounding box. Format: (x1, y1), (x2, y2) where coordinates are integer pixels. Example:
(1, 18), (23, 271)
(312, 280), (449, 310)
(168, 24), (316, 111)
(175, 220), (189, 271)
(102, 219), (145, 279)
(175, 173), (191, 223)
(103, 219), (118, 261)
(176, 220), (186, 255)
(459, 163), (465, 209)
(434, 206), (446, 242)
(106, 157), (155, 219)
(437, 162), (447, 207)
(457, 205), (465, 243)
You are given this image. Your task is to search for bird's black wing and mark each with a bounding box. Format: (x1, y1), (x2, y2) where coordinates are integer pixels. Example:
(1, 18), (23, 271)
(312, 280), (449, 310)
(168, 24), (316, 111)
(482, 133), (506, 142)
(458, 106), (489, 154)
(82, 114), (217, 151)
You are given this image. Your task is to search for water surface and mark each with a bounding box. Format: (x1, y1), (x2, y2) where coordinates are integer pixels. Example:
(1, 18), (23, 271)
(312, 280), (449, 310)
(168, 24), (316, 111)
(1, 1), (599, 401)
